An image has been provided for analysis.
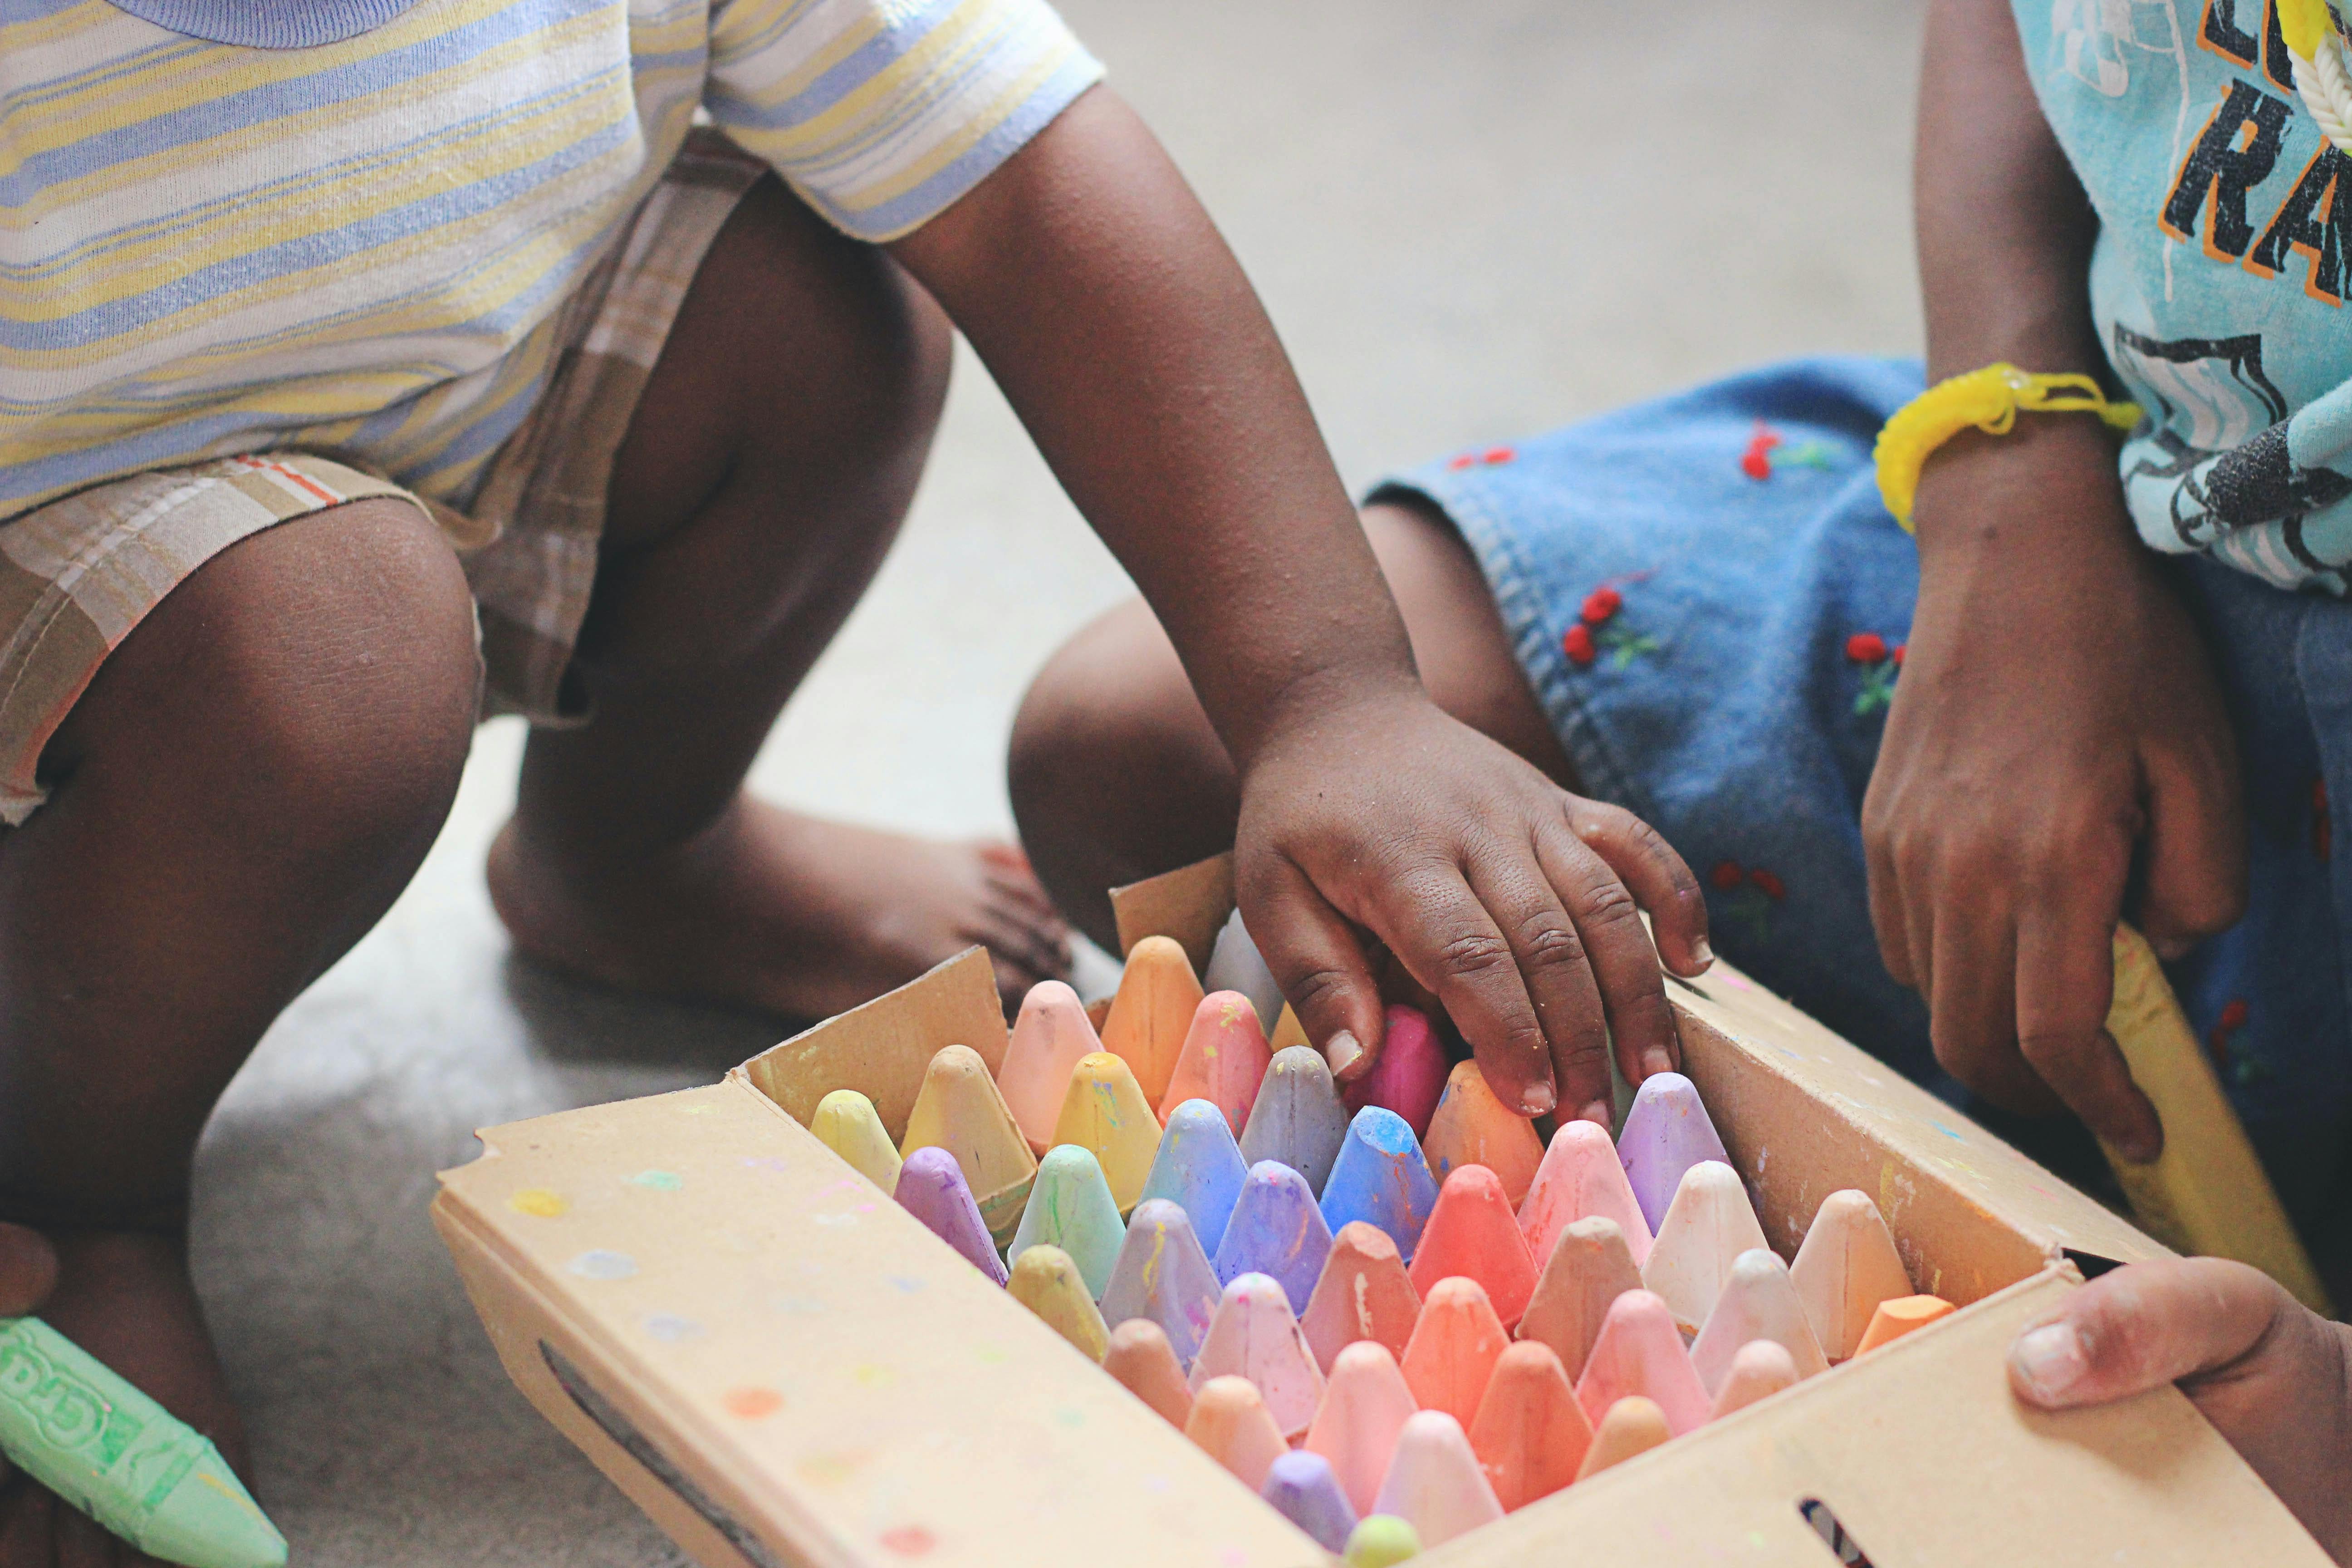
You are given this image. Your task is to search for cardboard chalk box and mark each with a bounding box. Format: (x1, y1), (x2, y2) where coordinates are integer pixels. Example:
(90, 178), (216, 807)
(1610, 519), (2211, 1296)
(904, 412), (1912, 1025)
(433, 855), (2328, 1567)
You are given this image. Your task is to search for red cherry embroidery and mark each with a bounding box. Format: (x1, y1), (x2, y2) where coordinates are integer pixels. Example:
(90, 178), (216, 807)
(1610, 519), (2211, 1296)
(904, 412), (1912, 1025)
(1710, 860), (1745, 891)
(1845, 632), (1888, 664)
(1891, 642), (1906, 665)
(1740, 422), (1783, 480)
(1747, 868), (1786, 901)
(1581, 587), (1622, 625)
(1563, 623), (1597, 666)
(1482, 446), (1516, 465)
(1446, 454), (1478, 471)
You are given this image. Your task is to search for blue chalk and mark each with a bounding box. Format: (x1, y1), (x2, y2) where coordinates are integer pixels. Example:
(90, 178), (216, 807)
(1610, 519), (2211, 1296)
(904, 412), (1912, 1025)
(1261, 1450), (1358, 1552)
(1098, 1199), (1224, 1367)
(1137, 1099), (1250, 1254)
(1007, 1145), (1126, 1299)
(1318, 1107), (1440, 1263)
(1238, 1045), (1351, 1194)
(1213, 1161), (1334, 1314)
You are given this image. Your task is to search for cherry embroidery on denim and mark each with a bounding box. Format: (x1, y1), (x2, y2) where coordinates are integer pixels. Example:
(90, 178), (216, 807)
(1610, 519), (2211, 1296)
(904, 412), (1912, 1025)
(1446, 445), (1518, 471)
(1708, 858), (1785, 942)
(2205, 997), (2268, 1087)
(1563, 577), (1659, 670)
(1740, 422), (1837, 480)
(1847, 632), (1906, 715)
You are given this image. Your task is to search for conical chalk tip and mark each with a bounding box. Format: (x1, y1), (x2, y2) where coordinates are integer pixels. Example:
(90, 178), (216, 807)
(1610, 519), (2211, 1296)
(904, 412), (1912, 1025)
(1104, 936), (1205, 1098)
(1790, 1189), (1914, 1359)
(1104, 1318), (1193, 1427)
(1000, 980), (1104, 1149)
(140, 1437), (288, 1568)
(1470, 1339), (1588, 1504)
(1400, 1276), (1510, 1424)
(1574, 1396), (1671, 1481)
(1239, 1045), (1354, 1190)
(1709, 1339), (1799, 1420)
(1517, 1214), (1643, 1381)
(902, 1045), (1034, 1173)
(1375, 1410), (1500, 1542)
(1303, 1222), (1422, 1368)
(1053, 1052), (1163, 1200)
(1186, 1374), (1287, 1489)
(1619, 1071), (1731, 1228)
(1578, 1289), (1709, 1436)
(1644, 1161), (1769, 1331)
(1008, 1245), (1109, 1361)
(1423, 1060), (1545, 1204)
(1856, 1294), (1956, 1354)
(1012, 1145), (1127, 1296)
(1163, 990), (1273, 1126)
(1691, 1249), (1827, 1389)
(1409, 1163), (1537, 1327)
(1260, 1450), (1359, 1553)
(812, 1088), (903, 1191)
(894, 1146), (1009, 1284)
(1138, 1098), (1250, 1245)
(1322, 1107), (1439, 1244)
(1521, 1117), (1653, 1264)
(1343, 1004), (1449, 1127)
(1194, 1270), (1323, 1409)
(1343, 1515), (1424, 1568)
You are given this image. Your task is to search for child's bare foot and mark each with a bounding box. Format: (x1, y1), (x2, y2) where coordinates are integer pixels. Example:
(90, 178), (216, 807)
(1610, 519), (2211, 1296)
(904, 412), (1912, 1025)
(0, 1232), (249, 1566)
(489, 797), (1073, 1020)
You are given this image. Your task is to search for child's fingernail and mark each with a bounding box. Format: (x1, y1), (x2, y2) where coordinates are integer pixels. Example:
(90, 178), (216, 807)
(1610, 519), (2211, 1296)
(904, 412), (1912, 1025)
(1520, 1080), (1557, 1117)
(1642, 1048), (1675, 1079)
(1691, 937), (1715, 968)
(1324, 1030), (1364, 1078)
(1578, 1098), (1614, 1132)
(2009, 1322), (2088, 1404)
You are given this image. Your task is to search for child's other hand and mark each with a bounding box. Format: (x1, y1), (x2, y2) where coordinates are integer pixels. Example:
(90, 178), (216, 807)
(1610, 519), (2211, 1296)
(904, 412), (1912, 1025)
(1233, 687), (1711, 1124)
(0, 1222), (57, 1318)
(2009, 1258), (2352, 1561)
(1861, 419), (2244, 1161)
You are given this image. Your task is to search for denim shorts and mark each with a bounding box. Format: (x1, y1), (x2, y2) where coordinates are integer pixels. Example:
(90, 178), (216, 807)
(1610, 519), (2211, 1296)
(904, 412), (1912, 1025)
(1373, 355), (2352, 1247)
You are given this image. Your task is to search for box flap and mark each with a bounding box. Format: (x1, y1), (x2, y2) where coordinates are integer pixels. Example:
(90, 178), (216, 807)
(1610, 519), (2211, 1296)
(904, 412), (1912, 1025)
(1111, 854), (1234, 970)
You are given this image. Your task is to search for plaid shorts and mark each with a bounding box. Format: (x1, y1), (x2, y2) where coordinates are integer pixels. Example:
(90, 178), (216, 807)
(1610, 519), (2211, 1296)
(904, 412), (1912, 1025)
(0, 131), (765, 826)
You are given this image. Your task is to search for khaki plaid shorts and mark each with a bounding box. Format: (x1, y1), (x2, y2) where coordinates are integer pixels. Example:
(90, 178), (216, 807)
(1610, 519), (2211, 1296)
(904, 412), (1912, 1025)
(0, 131), (765, 826)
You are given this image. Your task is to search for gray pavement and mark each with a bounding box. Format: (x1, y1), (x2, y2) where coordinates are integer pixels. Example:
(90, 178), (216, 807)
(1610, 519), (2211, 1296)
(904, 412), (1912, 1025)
(194, 3), (1927, 1559)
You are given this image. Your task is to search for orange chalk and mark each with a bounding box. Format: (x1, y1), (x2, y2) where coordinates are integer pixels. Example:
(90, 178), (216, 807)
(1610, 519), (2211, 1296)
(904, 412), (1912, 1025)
(898, 1044), (1038, 1247)
(1407, 1165), (1538, 1329)
(1707, 1339), (1798, 1421)
(1101, 936), (1205, 1107)
(1186, 1375), (1288, 1491)
(1301, 1221), (1423, 1372)
(1468, 1340), (1589, 1511)
(1519, 1118), (1654, 1268)
(1050, 1052), (1162, 1213)
(1517, 1215), (1644, 1381)
(1421, 1061), (1544, 1205)
(999, 981), (1104, 1155)
(1398, 1276), (1509, 1428)
(1854, 1294), (1955, 1354)
(1573, 1289), (1709, 1436)
(1304, 1341), (1420, 1517)
(1573, 1396), (1671, 1482)
(1103, 1318), (1193, 1428)
(1161, 991), (1274, 1134)
(1270, 1002), (1311, 1054)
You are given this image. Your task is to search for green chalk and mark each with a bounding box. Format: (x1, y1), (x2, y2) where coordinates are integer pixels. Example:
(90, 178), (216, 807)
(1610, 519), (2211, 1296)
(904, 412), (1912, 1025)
(0, 1317), (285, 1568)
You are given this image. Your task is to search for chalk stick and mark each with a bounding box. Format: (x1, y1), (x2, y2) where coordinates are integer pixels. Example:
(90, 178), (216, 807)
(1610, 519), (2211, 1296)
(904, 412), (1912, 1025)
(1304, 1341), (1420, 1518)
(1519, 1118), (1653, 1268)
(1573, 1289), (1709, 1436)
(1098, 1198), (1223, 1367)
(1467, 1338), (1588, 1512)
(1103, 1318), (1193, 1428)
(1007, 1244), (1109, 1362)
(1343, 1515), (1424, 1567)
(1050, 1051), (1161, 1215)
(811, 1088), (903, 1194)
(1319, 1107), (1440, 1263)
(892, 1146), (1009, 1285)
(1573, 1396), (1671, 1482)
(1213, 1161), (1334, 1314)
(1707, 1339), (1799, 1421)
(1300, 1221), (1423, 1373)
(1516, 1215), (1644, 1381)
(1137, 1099), (1250, 1255)
(1238, 1046), (1350, 1194)
(1688, 1249), (1828, 1393)
(1102, 935), (1204, 1107)
(1640, 1161), (1769, 1336)
(1187, 1272), (1327, 1440)
(1204, 908), (1287, 1036)
(1787, 1189), (1913, 1362)
(1185, 1375), (1287, 1491)
(999, 980), (1105, 1155)
(1854, 1294), (1955, 1354)
(1261, 1450), (1359, 1553)
(1340, 1004), (1448, 1140)
(1617, 1072), (1730, 1234)
(1161, 991), (1273, 1135)
(1421, 1060), (1544, 1206)
(1270, 1002), (1311, 1054)
(1407, 1164), (1538, 1329)
(1398, 1276), (1509, 1428)
(1373, 1410), (1501, 1548)
(900, 1044), (1038, 1247)
(1008, 1145), (1127, 1300)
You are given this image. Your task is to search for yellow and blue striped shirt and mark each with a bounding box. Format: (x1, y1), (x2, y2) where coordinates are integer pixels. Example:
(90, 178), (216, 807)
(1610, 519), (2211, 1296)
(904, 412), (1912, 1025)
(0, 0), (1101, 517)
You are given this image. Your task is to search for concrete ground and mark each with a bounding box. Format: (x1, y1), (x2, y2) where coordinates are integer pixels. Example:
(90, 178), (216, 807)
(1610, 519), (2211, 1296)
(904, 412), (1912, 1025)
(197, 2), (1927, 1560)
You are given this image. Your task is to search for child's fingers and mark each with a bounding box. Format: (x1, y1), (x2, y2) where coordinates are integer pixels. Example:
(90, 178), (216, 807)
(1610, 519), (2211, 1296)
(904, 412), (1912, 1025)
(2014, 892), (2161, 1162)
(1458, 841), (1611, 1124)
(1240, 856), (1388, 1083)
(2135, 740), (2248, 959)
(1563, 801), (1712, 977)
(1368, 858), (1559, 1117)
(0, 1223), (58, 1318)
(1531, 819), (1681, 1099)
(1925, 909), (2052, 1112)
(2009, 1258), (2287, 1411)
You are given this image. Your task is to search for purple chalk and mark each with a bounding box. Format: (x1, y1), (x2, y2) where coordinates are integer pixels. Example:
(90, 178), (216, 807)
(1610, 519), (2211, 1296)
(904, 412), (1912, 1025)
(1261, 1450), (1358, 1552)
(1213, 1161), (1334, 1314)
(1617, 1072), (1731, 1233)
(1340, 1004), (1449, 1139)
(895, 1146), (1010, 1285)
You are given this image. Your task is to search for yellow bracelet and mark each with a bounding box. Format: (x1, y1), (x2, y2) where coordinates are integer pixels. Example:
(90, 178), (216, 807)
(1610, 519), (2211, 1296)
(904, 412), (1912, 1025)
(1872, 363), (2141, 531)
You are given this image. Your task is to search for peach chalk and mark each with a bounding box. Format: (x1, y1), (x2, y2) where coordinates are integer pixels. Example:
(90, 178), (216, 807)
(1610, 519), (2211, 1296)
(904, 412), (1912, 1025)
(1407, 1165), (1538, 1328)
(1161, 991), (1274, 1135)
(811, 1089), (902, 1194)
(1689, 1249), (1828, 1393)
(1573, 1396), (1671, 1482)
(1103, 1318), (1193, 1428)
(999, 981), (1104, 1155)
(1188, 1273), (1327, 1440)
(1186, 1375), (1287, 1491)
(1372, 1411), (1501, 1548)
(1007, 1245), (1108, 1362)
(1516, 1215), (1644, 1381)
(1397, 1276), (1509, 1428)
(1468, 1340), (1590, 1511)
(899, 1044), (1037, 1247)
(1788, 1189), (1914, 1362)
(1518, 1118), (1653, 1268)
(1573, 1289), (1709, 1436)
(1855, 1294), (1955, 1354)
(1102, 936), (1204, 1107)
(1304, 1341), (1420, 1518)
(1640, 1161), (1769, 1336)
(1421, 1060), (1544, 1205)
(1049, 1051), (1161, 1214)
(1707, 1339), (1799, 1421)
(1300, 1222), (1423, 1372)
(1340, 1004), (1449, 1139)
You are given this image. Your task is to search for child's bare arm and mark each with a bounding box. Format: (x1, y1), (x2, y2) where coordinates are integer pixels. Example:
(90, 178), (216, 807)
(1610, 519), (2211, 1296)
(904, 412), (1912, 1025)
(1861, 0), (2244, 1161)
(891, 87), (1710, 1122)
(2009, 1259), (2352, 1562)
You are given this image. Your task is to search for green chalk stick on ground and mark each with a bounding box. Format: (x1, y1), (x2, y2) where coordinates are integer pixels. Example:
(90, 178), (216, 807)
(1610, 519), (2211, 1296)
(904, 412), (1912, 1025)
(0, 1316), (286, 1568)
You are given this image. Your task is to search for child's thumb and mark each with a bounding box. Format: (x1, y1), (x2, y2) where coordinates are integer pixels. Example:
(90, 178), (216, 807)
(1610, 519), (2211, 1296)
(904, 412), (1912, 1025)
(2006, 1257), (2285, 1409)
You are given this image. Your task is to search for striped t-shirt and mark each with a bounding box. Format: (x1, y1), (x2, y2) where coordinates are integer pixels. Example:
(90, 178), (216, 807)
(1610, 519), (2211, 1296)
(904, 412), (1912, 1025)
(0, 0), (1102, 519)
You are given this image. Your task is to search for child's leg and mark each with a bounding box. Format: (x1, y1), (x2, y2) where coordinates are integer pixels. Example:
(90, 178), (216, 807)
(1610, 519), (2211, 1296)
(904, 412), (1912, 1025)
(0, 499), (480, 1553)
(486, 177), (1068, 1019)
(1008, 498), (1575, 950)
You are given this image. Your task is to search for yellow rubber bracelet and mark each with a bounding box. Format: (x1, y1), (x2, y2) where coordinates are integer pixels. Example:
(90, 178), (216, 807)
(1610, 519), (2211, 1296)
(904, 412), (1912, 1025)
(1872, 363), (2141, 531)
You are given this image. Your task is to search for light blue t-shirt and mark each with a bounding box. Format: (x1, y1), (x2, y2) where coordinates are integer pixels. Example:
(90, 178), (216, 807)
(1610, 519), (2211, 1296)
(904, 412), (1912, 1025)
(2024, 0), (2352, 592)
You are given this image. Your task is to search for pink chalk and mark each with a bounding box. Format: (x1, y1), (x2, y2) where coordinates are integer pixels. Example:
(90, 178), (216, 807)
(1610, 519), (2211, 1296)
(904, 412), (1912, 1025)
(1341, 1004), (1450, 1139)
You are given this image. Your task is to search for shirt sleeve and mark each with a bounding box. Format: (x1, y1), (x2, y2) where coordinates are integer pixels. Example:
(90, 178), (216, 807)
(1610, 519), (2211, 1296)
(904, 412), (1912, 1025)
(703, 0), (1105, 241)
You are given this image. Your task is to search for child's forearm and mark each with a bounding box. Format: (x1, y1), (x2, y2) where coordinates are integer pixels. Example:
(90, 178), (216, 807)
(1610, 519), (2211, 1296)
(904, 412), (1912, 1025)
(890, 88), (1416, 772)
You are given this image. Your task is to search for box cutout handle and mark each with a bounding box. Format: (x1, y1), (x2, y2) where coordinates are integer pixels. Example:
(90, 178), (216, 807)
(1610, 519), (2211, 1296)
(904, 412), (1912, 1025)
(1799, 1498), (1880, 1567)
(2063, 1248), (2127, 1280)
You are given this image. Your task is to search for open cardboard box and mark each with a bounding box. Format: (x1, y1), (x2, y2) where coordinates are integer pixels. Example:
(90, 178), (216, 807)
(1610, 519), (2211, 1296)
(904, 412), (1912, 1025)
(433, 854), (2330, 1567)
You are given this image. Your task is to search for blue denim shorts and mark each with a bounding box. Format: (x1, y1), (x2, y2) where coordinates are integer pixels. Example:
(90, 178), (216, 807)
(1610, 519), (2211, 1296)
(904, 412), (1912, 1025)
(1373, 356), (2352, 1246)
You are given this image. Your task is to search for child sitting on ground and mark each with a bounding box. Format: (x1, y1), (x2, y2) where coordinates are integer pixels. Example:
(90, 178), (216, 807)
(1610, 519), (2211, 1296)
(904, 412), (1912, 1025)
(1008, 0), (2352, 1542)
(0, 0), (1715, 1554)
